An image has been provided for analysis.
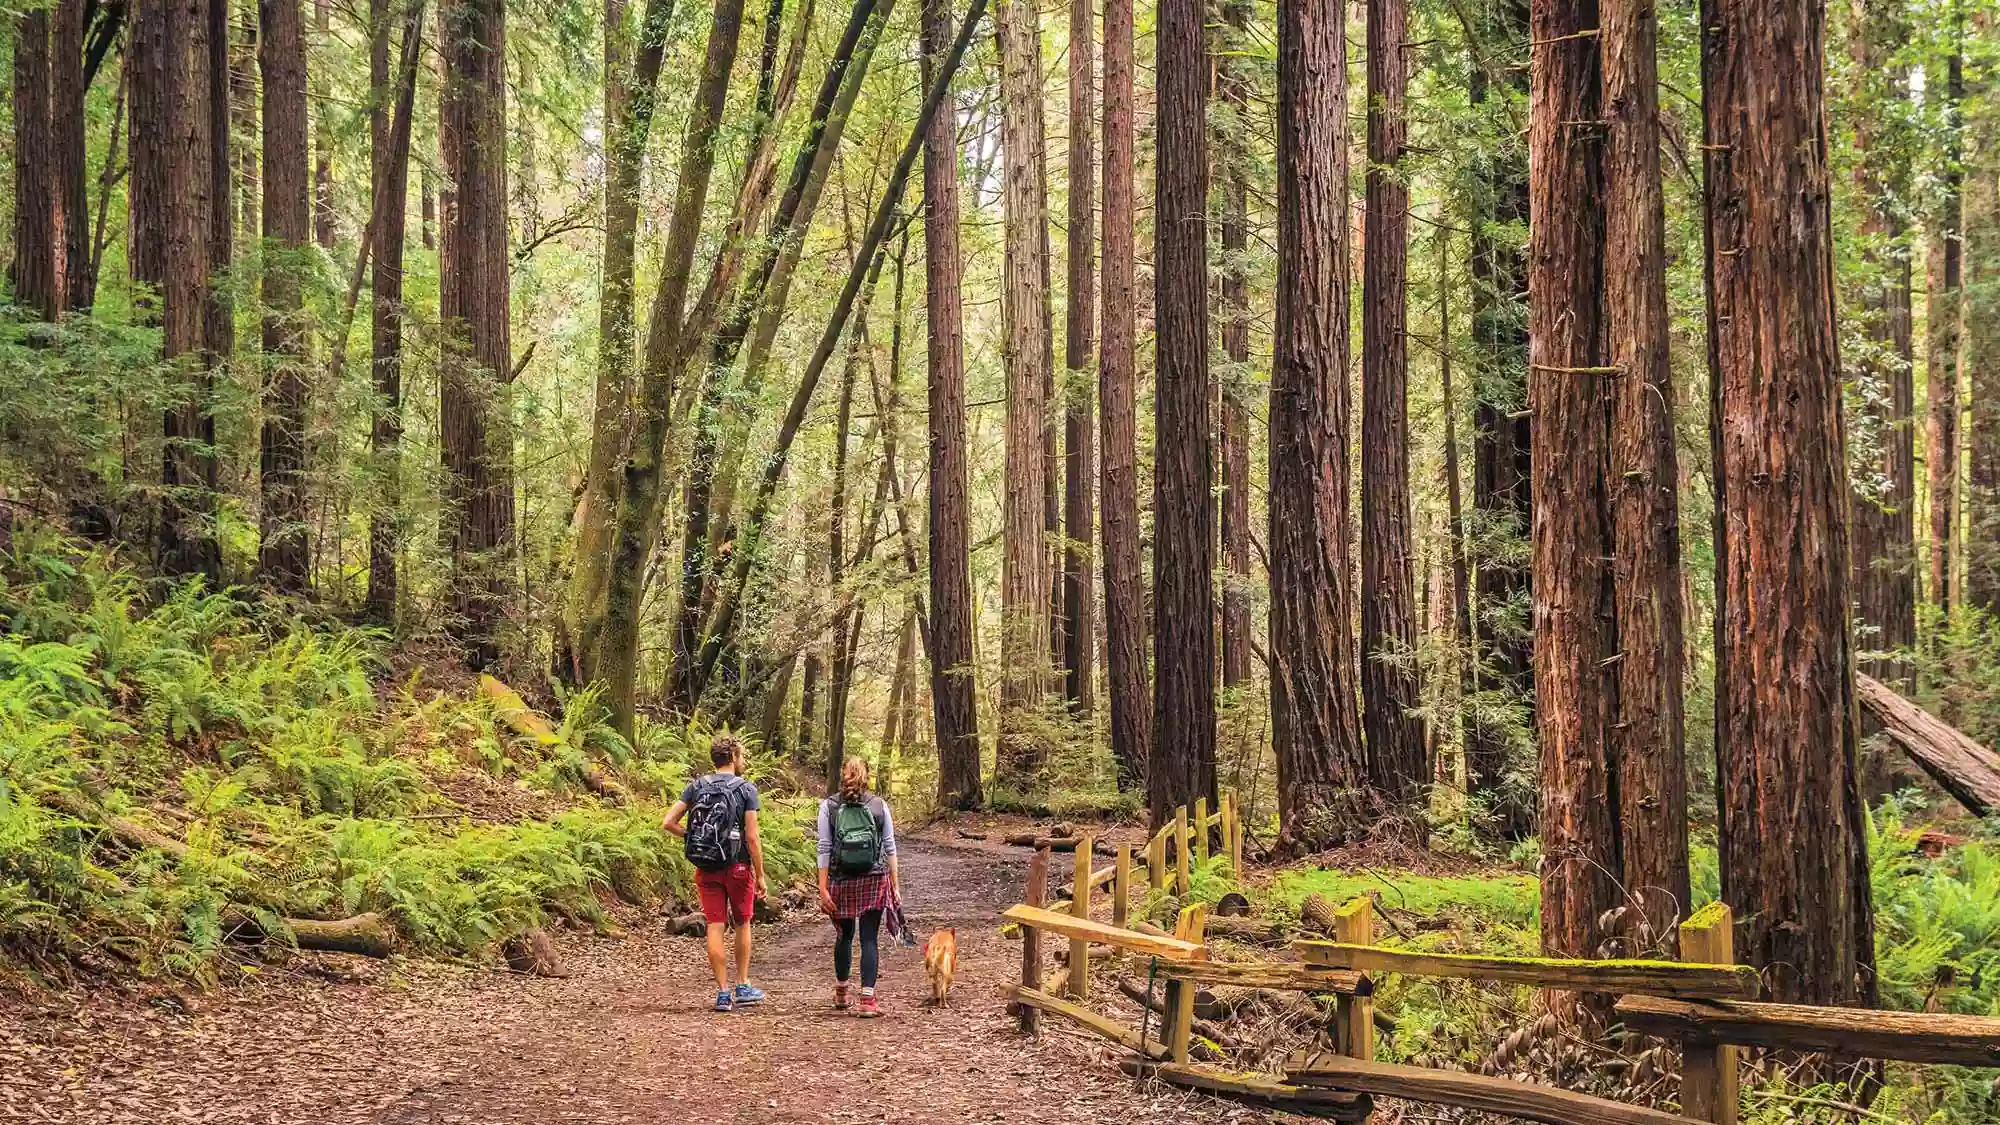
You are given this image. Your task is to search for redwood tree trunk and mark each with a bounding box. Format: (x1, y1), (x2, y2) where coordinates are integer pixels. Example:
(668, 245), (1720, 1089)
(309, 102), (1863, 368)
(1098, 0), (1148, 790)
(1216, 0), (1252, 693)
(1061, 0), (1095, 718)
(312, 0), (335, 247)
(14, 7), (58, 320)
(54, 0), (92, 310)
(922, 0), (982, 810)
(1703, 0), (1877, 1007)
(1361, 0), (1427, 808)
(158, 0), (222, 583)
(1269, 0), (1366, 848)
(438, 0), (514, 668)
(1848, 0), (1917, 684)
(1604, 0), (1688, 947)
(130, 0), (170, 316)
(259, 0), (312, 592)
(1528, 0), (1616, 966)
(1466, 0), (1533, 841)
(996, 0), (1052, 788)
(1926, 23), (1964, 611)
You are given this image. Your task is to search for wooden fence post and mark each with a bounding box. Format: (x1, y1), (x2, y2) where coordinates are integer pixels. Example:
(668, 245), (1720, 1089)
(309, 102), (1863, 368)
(1229, 793), (1245, 878)
(1018, 848), (1049, 1033)
(1113, 843), (1132, 930)
(1067, 836), (1094, 999)
(1175, 805), (1192, 895)
(1194, 796), (1210, 866)
(1678, 902), (1739, 1125)
(1166, 902), (1210, 1063)
(1335, 897), (1376, 1060)
(1148, 827), (1167, 892)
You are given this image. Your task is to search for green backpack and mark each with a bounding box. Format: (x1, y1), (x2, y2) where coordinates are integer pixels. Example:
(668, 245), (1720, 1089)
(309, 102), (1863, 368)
(831, 798), (882, 876)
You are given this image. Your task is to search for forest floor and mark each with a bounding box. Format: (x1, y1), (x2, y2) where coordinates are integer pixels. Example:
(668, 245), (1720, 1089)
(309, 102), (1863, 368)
(1, 827), (1290, 1125)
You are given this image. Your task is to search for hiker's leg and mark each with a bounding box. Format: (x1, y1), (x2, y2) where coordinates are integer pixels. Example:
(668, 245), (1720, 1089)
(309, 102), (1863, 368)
(734, 916), (753, 984)
(834, 916), (856, 982)
(705, 923), (729, 991)
(858, 909), (882, 989)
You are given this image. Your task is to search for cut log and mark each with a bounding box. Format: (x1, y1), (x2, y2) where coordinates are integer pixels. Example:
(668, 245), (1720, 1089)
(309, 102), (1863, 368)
(1121, 1060), (1373, 1121)
(1616, 994), (2000, 1068)
(1203, 915), (1287, 945)
(1301, 892), (1339, 936)
(1855, 672), (2000, 817)
(223, 908), (397, 958)
(1287, 1056), (1695, 1125)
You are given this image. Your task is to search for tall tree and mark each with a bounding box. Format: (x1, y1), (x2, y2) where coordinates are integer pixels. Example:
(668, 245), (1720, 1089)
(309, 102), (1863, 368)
(1528, 0), (1616, 967)
(14, 5), (59, 319)
(1270, 0), (1367, 849)
(1704, 0), (1877, 1006)
(1061, 0), (1095, 716)
(1361, 0), (1427, 807)
(259, 0), (312, 591)
(995, 0), (1051, 787)
(1969, 17), (2000, 613)
(158, 0), (223, 582)
(1151, 0), (1216, 824)
(1926, 13), (1965, 611)
(364, 0), (426, 621)
(1603, 0), (1688, 946)
(54, 0), (92, 310)
(922, 0), (981, 809)
(437, 0), (514, 667)
(204, 0), (232, 367)
(1098, 0), (1147, 789)
(1848, 0), (1917, 682)
(566, 0), (674, 678)
(131, 0), (171, 322)
(1216, 0), (1252, 692)
(1467, 0), (1533, 841)
(312, 0), (335, 247)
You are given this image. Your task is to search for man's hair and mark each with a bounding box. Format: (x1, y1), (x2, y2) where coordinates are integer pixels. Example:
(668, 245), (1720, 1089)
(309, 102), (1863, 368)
(710, 734), (745, 768)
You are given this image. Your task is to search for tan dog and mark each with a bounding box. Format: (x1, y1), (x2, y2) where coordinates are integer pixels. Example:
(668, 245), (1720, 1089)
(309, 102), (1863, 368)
(922, 927), (958, 1007)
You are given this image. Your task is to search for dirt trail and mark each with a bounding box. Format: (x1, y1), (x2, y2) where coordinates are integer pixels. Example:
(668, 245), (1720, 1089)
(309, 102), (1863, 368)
(4, 833), (1277, 1125)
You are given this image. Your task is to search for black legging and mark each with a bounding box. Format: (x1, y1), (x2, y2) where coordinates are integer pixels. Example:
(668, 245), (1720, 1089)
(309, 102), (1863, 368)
(834, 910), (882, 988)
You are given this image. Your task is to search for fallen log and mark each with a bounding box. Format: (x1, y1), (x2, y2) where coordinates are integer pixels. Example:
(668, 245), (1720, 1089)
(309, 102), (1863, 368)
(1855, 672), (2000, 817)
(223, 908), (397, 959)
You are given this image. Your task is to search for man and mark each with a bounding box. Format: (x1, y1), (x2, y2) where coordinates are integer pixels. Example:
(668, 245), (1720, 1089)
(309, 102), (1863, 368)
(663, 734), (768, 1011)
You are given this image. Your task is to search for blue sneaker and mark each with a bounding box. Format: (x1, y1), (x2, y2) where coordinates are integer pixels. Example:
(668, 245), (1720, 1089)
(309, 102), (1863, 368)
(714, 989), (734, 1012)
(734, 983), (766, 1006)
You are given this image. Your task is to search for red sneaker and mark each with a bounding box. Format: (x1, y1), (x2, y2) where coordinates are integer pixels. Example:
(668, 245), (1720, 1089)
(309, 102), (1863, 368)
(857, 994), (883, 1019)
(832, 983), (850, 1010)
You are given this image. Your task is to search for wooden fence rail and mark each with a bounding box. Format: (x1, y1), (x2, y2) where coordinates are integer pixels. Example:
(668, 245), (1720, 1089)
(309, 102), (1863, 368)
(1006, 840), (2000, 1125)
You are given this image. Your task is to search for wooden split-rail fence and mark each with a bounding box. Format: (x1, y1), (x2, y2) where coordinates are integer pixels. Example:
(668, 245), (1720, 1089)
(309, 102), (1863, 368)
(1000, 811), (2000, 1124)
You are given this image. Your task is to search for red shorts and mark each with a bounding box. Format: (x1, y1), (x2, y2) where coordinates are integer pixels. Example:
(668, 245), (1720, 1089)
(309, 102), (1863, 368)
(695, 863), (754, 926)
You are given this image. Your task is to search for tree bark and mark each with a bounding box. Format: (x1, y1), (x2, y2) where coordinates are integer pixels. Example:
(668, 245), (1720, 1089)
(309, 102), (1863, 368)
(1603, 0), (1688, 948)
(1216, 0), (1252, 694)
(158, 0), (223, 583)
(1361, 0), (1427, 808)
(1528, 0), (1616, 969)
(996, 0), (1052, 788)
(204, 0), (232, 367)
(364, 0), (426, 622)
(923, 0), (982, 810)
(259, 0), (312, 592)
(1466, 0), (1533, 841)
(14, 6), (59, 320)
(438, 0), (514, 668)
(312, 0), (334, 247)
(565, 0), (677, 676)
(54, 0), (93, 310)
(1061, 0), (1095, 717)
(1438, 225), (1474, 734)
(1848, 0), (1917, 685)
(130, 0), (170, 318)
(1703, 0), (1876, 1007)
(1927, 20), (1965, 612)
(1968, 39), (2000, 612)
(1270, 0), (1367, 850)
(1099, 0), (1147, 791)
(1151, 0), (1216, 826)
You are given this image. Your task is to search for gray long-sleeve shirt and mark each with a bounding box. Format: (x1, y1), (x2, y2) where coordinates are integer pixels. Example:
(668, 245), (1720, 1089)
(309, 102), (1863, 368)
(816, 794), (896, 876)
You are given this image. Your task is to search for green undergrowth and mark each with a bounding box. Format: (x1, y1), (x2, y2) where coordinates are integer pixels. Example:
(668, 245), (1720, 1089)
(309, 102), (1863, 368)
(0, 526), (811, 987)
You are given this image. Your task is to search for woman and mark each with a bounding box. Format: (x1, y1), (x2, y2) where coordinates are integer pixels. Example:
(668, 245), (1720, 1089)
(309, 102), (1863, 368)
(817, 757), (900, 1017)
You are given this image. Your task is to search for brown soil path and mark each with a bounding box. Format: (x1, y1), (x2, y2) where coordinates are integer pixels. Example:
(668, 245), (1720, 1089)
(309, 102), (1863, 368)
(3, 832), (1282, 1124)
